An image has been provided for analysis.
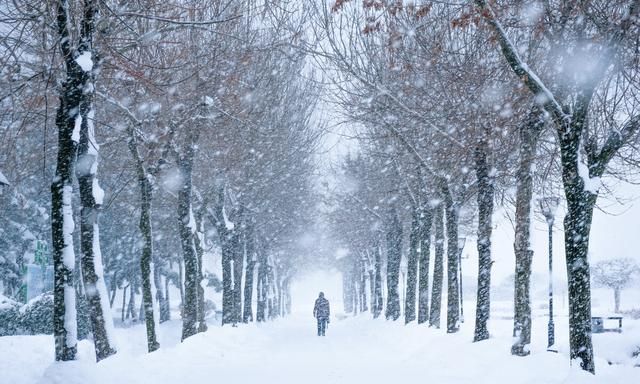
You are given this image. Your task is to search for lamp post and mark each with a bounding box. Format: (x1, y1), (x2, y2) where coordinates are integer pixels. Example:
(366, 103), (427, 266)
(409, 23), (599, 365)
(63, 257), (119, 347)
(539, 197), (559, 351)
(458, 236), (466, 323)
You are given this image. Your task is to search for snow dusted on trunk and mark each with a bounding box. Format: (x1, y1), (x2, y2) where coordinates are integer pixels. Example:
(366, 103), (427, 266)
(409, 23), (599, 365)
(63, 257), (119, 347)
(62, 185), (77, 347)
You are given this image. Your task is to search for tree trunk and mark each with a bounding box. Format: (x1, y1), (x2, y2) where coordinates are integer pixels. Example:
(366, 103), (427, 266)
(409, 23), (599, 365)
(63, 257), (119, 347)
(405, 208), (420, 324)
(243, 224), (256, 323)
(127, 125), (159, 352)
(443, 186), (461, 334)
(560, 118), (597, 373)
(127, 281), (137, 321)
(360, 257), (368, 312)
(178, 260), (184, 317)
(256, 248), (268, 322)
(429, 204), (445, 328)
(385, 210), (402, 321)
(373, 239), (384, 318)
(178, 143), (199, 341)
(473, 142), (494, 342)
(109, 271), (117, 308)
(511, 108), (543, 356)
(233, 225), (244, 324)
(52, 0), (92, 362)
(194, 210), (207, 333)
(614, 288), (621, 313)
(77, 105), (118, 360)
(418, 206), (433, 324)
(121, 285), (127, 323)
(162, 272), (171, 323)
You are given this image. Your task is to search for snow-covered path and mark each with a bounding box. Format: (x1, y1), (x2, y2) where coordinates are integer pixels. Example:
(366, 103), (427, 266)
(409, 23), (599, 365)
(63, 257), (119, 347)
(2, 311), (639, 384)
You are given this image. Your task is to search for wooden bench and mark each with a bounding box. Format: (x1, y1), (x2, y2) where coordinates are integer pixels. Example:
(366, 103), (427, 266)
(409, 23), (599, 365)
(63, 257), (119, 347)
(591, 316), (623, 333)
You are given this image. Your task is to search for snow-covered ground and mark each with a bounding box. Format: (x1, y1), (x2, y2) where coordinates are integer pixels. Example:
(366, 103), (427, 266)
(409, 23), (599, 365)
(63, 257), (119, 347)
(1, 271), (639, 384)
(2, 313), (639, 384)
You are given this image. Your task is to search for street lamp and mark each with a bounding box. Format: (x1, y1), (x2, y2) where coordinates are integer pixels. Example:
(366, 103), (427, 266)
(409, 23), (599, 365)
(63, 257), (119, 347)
(539, 196), (560, 352)
(458, 236), (466, 323)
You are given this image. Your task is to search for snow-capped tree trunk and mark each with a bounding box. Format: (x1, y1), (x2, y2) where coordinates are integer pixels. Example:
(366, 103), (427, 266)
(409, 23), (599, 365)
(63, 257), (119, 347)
(127, 125), (159, 352)
(404, 208), (420, 324)
(443, 187), (460, 334)
(52, 0), (95, 361)
(385, 209), (402, 321)
(511, 108), (543, 356)
(614, 288), (621, 313)
(429, 204), (444, 328)
(77, 93), (118, 361)
(473, 141), (494, 342)
(178, 139), (200, 341)
(417, 206), (433, 324)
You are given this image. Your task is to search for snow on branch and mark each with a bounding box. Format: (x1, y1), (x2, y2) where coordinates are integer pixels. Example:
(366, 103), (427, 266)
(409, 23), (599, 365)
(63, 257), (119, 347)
(117, 12), (242, 26)
(473, 0), (568, 124)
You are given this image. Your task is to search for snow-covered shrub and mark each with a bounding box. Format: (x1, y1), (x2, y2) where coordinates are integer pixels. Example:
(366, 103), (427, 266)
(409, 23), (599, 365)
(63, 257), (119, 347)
(19, 292), (53, 334)
(0, 294), (21, 336)
(17, 292), (91, 339)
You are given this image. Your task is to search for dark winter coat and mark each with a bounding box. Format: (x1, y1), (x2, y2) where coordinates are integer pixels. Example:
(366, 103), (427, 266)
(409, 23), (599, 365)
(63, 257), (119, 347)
(313, 297), (330, 319)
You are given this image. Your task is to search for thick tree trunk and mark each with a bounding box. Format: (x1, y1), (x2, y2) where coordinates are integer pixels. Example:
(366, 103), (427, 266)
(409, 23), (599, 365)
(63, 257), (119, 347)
(405, 208), (420, 324)
(385, 210), (402, 321)
(560, 117), (597, 373)
(511, 109), (542, 356)
(614, 288), (621, 313)
(418, 206), (433, 324)
(473, 142), (494, 341)
(52, 0), (92, 362)
(443, 186), (461, 334)
(429, 204), (445, 328)
(178, 145), (199, 341)
(127, 125), (159, 352)
(77, 108), (118, 360)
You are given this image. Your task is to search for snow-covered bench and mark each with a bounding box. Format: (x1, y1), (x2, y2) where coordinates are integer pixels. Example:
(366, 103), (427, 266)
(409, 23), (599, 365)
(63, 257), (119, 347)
(591, 316), (623, 333)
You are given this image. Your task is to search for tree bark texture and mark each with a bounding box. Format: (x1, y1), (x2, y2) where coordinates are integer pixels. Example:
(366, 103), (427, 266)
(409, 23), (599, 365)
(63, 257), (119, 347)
(385, 210), (402, 321)
(417, 206), (433, 324)
(429, 204), (444, 328)
(473, 142), (494, 342)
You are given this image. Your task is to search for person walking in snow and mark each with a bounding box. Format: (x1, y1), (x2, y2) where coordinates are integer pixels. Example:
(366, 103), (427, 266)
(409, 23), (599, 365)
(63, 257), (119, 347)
(313, 292), (330, 336)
